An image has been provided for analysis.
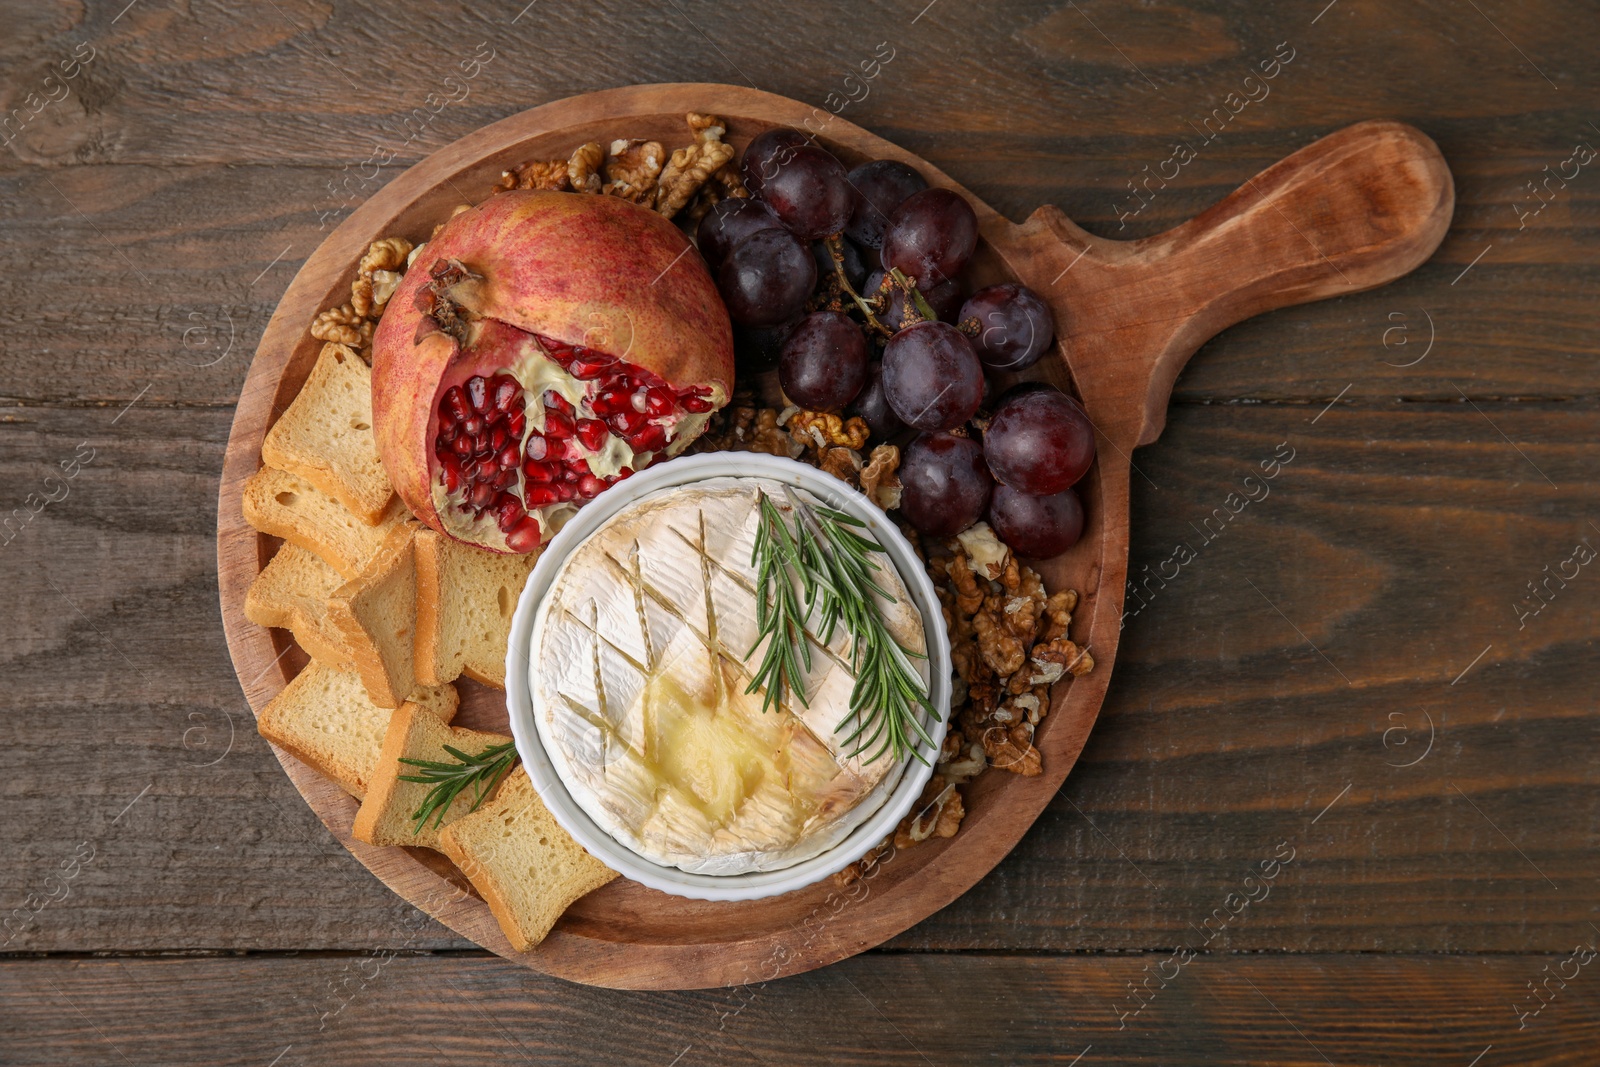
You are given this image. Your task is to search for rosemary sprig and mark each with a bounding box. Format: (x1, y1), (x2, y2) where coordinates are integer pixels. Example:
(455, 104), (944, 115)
(749, 491), (935, 765)
(398, 741), (519, 833)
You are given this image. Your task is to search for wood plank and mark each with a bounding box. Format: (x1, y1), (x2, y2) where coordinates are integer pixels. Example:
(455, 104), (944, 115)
(3, 401), (1595, 953)
(3, 0), (1596, 170)
(3, 146), (1596, 406)
(3, 953), (1597, 1065)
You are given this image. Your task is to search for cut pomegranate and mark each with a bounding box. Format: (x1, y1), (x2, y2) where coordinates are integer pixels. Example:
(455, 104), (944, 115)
(372, 192), (734, 553)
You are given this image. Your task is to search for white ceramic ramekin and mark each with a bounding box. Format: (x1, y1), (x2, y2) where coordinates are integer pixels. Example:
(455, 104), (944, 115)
(505, 452), (950, 901)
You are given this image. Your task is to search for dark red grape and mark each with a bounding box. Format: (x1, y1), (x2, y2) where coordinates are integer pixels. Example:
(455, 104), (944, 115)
(698, 197), (781, 272)
(880, 321), (984, 431)
(849, 362), (905, 438)
(813, 237), (867, 290)
(718, 229), (817, 327)
(882, 188), (978, 287)
(960, 283), (1054, 371)
(844, 159), (928, 249)
(779, 311), (869, 411)
(989, 484), (1084, 558)
(742, 127), (810, 197)
(733, 316), (801, 374)
(866, 269), (961, 328)
(984, 385), (1096, 494)
(899, 433), (994, 537)
(760, 145), (856, 241)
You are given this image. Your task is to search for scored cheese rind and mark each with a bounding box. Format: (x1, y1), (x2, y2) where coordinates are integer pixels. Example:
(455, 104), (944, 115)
(528, 477), (928, 876)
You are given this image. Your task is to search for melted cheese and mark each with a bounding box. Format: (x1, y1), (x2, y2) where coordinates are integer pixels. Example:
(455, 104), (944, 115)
(528, 477), (927, 875)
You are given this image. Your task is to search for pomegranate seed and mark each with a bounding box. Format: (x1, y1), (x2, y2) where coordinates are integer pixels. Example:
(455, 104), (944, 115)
(569, 353), (616, 380)
(617, 466), (634, 480)
(643, 387), (677, 416)
(544, 391), (574, 417)
(451, 435), (472, 457)
(523, 484), (562, 507)
(556, 480), (578, 502)
(630, 389), (650, 413)
(494, 493), (525, 532)
(461, 415), (483, 437)
(682, 396), (714, 414)
(466, 376), (489, 413)
(440, 386), (470, 423)
(472, 432), (492, 456)
(577, 474), (606, 499)
(524, 434), (548, 461)
(498, 443), (520, 469)
(468, 481), (496, 509)
(591, 387), (630, 417)
(439, 453), (463, 493)
(545, 409), (575, 439)
(490, 375), (520, 412)
(488, 425), (506, 452)
(494, 467), (519, 491)
(505, 516), (542, 552)
(609, 410), (649, 435)
(575, 418), (609, 452)
(507, 409), (526, 437)
(541, 337), (577, 364)
(631, 423), (668, 453)
(522, 459), (557, 483)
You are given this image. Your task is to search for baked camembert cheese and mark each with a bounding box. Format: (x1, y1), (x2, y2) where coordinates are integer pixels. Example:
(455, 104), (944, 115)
(528, 476), (928, 875)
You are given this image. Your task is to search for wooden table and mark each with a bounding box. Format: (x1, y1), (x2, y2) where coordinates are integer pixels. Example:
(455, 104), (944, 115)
(3, 2), (1596, 1063)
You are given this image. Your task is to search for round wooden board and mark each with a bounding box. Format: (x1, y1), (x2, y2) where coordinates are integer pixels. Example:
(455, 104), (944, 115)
(217, 82), (1450, 989)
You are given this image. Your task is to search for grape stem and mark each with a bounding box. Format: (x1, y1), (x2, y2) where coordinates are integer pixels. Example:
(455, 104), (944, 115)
(823, 234), (890, 337)
(888, 267), (940, 324)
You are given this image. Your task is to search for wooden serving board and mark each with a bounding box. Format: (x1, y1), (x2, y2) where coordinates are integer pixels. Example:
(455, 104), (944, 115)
(216, 83), (1452, 990)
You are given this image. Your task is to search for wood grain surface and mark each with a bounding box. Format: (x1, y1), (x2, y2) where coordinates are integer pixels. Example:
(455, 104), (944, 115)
(3, 0), (1598, 1060)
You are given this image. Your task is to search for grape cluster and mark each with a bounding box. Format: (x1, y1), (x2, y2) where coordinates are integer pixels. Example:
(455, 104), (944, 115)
(697, 127), (1095, 558)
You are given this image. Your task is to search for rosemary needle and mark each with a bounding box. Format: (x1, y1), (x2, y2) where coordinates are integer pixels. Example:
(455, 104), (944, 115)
(398, 740), (519, 833)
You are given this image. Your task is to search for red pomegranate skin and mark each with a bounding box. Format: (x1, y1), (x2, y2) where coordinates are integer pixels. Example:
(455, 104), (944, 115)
(372, 191), (735, 549)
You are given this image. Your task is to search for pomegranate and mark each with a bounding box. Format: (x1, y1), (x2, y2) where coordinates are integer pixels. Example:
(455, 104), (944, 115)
(371, 191), (735, 552)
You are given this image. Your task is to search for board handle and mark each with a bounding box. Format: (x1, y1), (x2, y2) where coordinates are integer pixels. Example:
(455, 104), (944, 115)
(1018, 120), (1454, 448)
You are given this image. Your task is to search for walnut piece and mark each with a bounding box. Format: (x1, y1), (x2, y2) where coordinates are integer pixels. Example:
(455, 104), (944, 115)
(358, 237), (413, 276)
(818, 445), (863, 484)
(957, 522), (1010, 581)
(749, 409), (805, 458)
(656, 113), (737, 219)
(494, 159), (570, 193)
(945, 548), (985, 617)
(983, 723), (1042, 776)
(1042, 589), (1077, 641)
(974, 606), (1026, 676)
(711, 159), (749, 198)
(894, 780), (965, 848)
(859, 444), (902, 511)
(568, 141), (604, 194)
(1029, 637), (1092, 685)
(604, 138), (664, 204)
(310, 304), (372, 347)
(788, 411), (871, 453)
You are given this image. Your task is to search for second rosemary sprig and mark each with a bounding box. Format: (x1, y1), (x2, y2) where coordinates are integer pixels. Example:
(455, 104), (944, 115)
(398, 740), (519, 833)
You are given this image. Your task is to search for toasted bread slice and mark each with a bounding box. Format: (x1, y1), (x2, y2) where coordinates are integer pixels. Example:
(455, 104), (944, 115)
(244, 543), (353, 668)
(256, 661), (458, 798)
(242, 466), (410, 580)
(262, 343), (396, 524)
(438, 772), (617, 951)
(414, 529), (539, 690)
(352, 705), (514, 850)
(326, 525), (420, 709)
